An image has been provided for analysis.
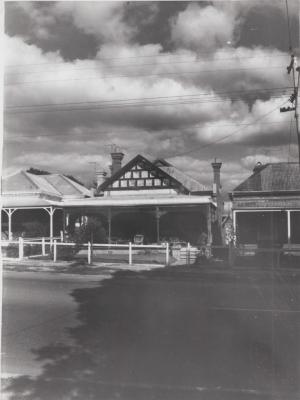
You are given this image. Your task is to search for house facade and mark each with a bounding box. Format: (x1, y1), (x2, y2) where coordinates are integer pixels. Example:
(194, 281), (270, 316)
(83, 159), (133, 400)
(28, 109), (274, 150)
(1, 152), (224, 245)
(230, 162), (300, 247)
(1, 170), (91, 239)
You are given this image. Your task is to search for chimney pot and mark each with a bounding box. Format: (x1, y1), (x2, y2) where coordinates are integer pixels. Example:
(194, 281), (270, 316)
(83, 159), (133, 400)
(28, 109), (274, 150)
(253, 161), (263, 173)
(95, 170), (107, 188)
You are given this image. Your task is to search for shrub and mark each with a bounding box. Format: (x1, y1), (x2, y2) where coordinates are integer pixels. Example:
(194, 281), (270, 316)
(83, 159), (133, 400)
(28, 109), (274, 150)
(21, 222), (48, 238)
(74, 218), (107, 244)
(5, 243), (19, 258)
(5, 243), (44, 258)
(50, 244), (79, 261)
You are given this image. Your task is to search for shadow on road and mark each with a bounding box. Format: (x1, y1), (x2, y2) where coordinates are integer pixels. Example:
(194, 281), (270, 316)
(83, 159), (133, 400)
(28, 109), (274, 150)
(3, 266), (300, 400)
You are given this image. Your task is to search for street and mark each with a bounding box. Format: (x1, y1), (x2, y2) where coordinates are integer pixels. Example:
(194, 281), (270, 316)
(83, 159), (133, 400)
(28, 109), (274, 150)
(1, 271), (107, 378)
(2, 265), (300, 400)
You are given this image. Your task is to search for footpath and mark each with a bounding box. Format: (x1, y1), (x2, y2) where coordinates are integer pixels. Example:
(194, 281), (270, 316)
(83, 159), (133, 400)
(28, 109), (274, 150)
(2, 257), (166, 275)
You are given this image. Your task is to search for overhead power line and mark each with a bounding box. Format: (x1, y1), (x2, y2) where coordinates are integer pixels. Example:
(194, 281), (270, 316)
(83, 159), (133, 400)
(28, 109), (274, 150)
(4, 53), (289, 69)
(5, 86), (291, 110)
(5, 120), (292, 140)
(4, 65), (286, 87)
(4, 54), (289, 76)
(166, 99), (290, 159)
(4, 94), (287, 115)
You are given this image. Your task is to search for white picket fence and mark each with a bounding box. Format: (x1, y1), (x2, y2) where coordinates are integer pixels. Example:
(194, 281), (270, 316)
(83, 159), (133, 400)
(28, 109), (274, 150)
(1, 238), (170, 266)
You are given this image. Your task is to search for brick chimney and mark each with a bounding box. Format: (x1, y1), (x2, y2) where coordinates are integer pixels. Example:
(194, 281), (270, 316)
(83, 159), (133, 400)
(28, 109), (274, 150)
(111, 152), (124, 176)
(211, 159), (222, 194)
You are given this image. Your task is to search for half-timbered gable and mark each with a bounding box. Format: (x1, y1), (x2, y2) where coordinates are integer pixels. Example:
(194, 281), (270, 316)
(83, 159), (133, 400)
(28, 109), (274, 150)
(98, 155), (190, 195)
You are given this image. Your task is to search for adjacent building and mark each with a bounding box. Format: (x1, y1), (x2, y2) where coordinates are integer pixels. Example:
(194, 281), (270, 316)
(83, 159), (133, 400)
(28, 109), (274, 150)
(230, 162), (300, 247)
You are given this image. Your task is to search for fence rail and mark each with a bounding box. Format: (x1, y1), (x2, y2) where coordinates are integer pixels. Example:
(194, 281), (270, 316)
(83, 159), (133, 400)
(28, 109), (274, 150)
(2, 238), (300, 268)
(1, 237), (170, 266)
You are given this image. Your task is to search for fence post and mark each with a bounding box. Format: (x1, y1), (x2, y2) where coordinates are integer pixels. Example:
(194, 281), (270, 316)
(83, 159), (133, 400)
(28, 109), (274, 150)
(18, 237), (24, 260)
(166, 242), (169, 265)
(129, 242), (132, 265)
(60, 230), (64, 242)
(42, 237), (46, 256)
(187, 242), (191, 265)
(228, 243), (237, 267)
(88, 242), (91, 265)
(53, 240), (57, 262)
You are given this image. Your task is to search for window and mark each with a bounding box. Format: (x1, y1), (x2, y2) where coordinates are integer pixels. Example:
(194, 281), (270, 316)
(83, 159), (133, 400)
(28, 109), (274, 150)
(141, 170), (148, 178)
(129, 179), (135, 187)
(146, 179), (153, 186)
(154, 179), (161, 186)
(132, 171), (140, 179)
(137, 179), (144, 187)
(120, 180), (127, 187)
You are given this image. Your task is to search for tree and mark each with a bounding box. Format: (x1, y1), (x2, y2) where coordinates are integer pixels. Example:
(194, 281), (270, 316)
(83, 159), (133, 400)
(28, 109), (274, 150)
(27, 167), (51, 175)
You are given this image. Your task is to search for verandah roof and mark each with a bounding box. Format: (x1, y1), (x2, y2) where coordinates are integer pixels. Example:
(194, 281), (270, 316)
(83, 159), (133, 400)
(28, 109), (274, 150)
(62, 195), (215, 208)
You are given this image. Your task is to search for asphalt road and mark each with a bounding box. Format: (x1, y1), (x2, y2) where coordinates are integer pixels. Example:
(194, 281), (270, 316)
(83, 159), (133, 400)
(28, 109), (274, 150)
(2, 266), (300, 400)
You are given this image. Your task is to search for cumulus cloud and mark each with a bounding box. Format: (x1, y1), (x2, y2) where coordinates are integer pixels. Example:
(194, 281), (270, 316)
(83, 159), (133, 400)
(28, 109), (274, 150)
(53, 2), (132, 43)
(170, 4), (237, 51)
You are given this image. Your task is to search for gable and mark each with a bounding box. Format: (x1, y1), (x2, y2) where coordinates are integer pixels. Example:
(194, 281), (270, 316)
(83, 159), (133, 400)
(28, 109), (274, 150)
(99, 155), (187, 193)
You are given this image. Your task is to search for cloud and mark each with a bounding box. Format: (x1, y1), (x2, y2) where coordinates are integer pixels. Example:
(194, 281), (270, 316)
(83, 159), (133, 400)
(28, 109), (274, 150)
(3, 2), (298, 191)
(53, 2), (132, 43)
(170, 4), (237, 51)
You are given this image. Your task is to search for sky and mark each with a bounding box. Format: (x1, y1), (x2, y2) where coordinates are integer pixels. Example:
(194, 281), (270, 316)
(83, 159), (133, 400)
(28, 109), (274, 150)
(3, 0), (300, 190)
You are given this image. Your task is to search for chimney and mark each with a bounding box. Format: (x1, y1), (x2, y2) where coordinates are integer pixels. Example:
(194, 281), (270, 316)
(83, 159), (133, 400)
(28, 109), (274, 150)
(253, 161), (263, 173)
(111, 152), (124, 176)
(211, 159), (224, 244)
(95, 170), (107, 188)
(211, 158), (222, 193)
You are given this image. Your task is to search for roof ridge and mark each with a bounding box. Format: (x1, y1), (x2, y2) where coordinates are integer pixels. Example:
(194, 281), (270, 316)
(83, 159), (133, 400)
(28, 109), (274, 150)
(23, 171), (40, 190)
(62, 175), (90, 194)
(42, 174), (65, 195)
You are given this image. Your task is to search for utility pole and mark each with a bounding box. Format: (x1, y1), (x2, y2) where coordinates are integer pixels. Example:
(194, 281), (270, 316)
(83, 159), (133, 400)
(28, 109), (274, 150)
(281, 54), (300, 164)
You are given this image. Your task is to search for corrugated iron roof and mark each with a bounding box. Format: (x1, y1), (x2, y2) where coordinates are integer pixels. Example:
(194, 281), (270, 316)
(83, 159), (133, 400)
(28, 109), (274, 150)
(2, 171), (91, 199)
(159, 166), (208, 192)
(233, 163), (300, 192)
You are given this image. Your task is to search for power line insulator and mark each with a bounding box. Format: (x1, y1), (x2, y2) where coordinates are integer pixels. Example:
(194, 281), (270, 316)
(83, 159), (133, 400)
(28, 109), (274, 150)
(280, 106), (296, 112)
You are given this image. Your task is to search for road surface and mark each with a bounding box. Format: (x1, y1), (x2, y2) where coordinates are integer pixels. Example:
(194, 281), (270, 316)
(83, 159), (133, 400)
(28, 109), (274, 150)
(2, 271), (106, 378)
(2, 266), (300, 400)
